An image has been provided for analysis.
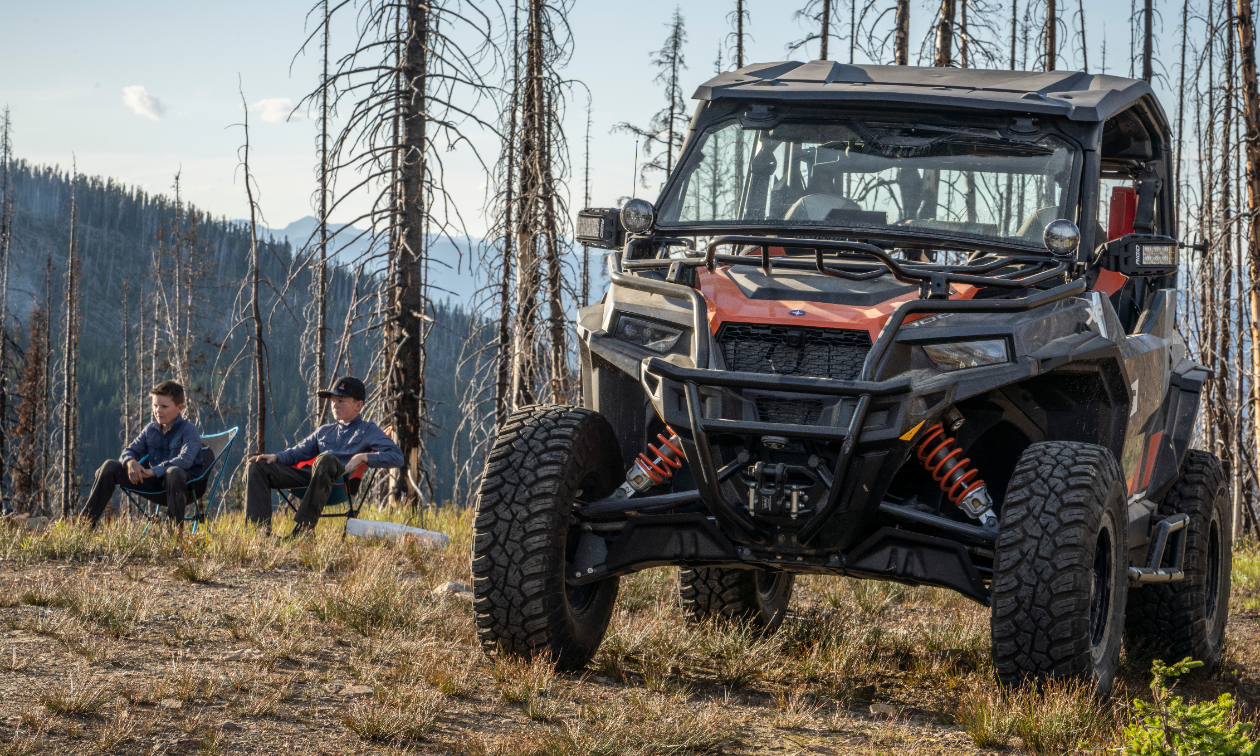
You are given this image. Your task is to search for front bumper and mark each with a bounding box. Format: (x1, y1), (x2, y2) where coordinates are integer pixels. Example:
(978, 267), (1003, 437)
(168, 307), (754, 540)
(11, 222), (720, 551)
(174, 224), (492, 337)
(641, 357), (920, 550)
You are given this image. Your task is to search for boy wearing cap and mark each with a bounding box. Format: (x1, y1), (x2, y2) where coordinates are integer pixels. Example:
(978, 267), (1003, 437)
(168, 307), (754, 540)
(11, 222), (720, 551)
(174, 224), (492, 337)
(244, 376), (403, 536)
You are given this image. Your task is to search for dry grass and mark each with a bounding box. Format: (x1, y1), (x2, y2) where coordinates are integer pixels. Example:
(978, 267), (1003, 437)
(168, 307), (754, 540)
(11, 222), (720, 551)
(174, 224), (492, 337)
(533, 695), (734, 756)
(96, 708), (136, 751)
(173, 554), (222, 583)
(952, 676), (1118, 754)
(342, 686), (444, 742)
(4, 507), (1252, 755)
(703, 622), (777, 689)
(57, 616), (121, 663)
(770, 689), (820, 729)
(421, 648), (481, 698)
(39, 672), (115, 715)
(313, 548), (427, 636)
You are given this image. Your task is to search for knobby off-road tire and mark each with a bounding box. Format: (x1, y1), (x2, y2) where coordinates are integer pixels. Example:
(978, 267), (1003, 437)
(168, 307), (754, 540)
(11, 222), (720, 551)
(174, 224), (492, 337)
(472, 405), (623, 671)
(678, 567), (795, 630)
(1124, 450), (1231, 671)
(991, 441), (1129, 696)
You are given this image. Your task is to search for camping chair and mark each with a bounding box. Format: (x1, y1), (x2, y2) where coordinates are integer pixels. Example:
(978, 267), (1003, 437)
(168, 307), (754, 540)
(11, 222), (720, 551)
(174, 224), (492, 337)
(121, 427), (239, 535)
(278, 428), (391, 535)
(278, 460), (373, 534)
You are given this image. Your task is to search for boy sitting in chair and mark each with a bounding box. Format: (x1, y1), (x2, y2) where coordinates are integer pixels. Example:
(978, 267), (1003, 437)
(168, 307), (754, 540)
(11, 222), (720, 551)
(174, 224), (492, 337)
(245, 376), (402, 537)
(83, 380), (202, 529)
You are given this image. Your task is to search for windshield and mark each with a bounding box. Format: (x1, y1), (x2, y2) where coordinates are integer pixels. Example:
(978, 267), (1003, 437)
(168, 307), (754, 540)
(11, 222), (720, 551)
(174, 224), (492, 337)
(657, 117), (1078, 247)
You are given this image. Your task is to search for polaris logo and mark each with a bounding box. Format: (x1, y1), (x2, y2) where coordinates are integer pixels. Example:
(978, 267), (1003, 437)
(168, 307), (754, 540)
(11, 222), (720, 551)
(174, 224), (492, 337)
(789, 309), (806, 316)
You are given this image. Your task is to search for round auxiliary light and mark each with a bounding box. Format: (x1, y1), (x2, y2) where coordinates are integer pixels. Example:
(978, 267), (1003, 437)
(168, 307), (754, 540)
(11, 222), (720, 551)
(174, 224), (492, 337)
(1043, 218), (1081, 257)
(620, 198), (655, 235)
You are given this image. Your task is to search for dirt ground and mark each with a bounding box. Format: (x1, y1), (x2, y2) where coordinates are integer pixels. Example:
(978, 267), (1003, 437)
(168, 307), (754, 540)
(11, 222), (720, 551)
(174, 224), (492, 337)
(0, 511), (1257, 755)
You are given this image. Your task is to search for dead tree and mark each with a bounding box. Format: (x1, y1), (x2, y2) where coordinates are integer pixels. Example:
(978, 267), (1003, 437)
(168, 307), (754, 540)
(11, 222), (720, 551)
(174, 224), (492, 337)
(1010, 0), (1018, 69)
(787, 0), (835, 60)
(1238, 0), (1260, 470)
(1175, 0), (1189, 227)
(614, 8), (688, 189)
(1045, 0), (1056, 71)
(13, 301), (48, 516)
(1143, 0), (1153, 81)
(306, 0), (495, 505)
(508, 0), (577, 408)
(1076, 0), (1088, 70)
(58, 167), (81, 517)
(728, 0), (750, 68)
(235, 90), (268, 455)
(580, 99), (592, 309)
(494, 0), (523, 426)
(895, 0), (911, 63)
(935, 0), (956, 66)
(121, 281), (131, 445)
(315, 0), (331, 417)
(0, 107), (12, 493)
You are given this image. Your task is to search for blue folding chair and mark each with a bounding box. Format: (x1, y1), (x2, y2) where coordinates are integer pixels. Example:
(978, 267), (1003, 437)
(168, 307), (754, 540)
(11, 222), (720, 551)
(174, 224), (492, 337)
(121, 427), (239, 534)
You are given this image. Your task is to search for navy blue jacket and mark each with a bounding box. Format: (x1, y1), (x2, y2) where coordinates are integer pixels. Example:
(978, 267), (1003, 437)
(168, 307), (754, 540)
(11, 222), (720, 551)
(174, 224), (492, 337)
(120, 417), (204, 479)
(274, 417), (403, 470)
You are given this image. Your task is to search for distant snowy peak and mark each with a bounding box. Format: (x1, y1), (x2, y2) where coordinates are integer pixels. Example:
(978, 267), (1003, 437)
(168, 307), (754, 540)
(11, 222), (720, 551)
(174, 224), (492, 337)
(234, 216), (484, 305)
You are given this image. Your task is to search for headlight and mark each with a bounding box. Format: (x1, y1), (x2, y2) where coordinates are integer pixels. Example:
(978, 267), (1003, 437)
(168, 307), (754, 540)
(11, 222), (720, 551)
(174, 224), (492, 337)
(620, 198), (655, 234)
(922, 339), (1009, 371)
(614, 316), (683, 353)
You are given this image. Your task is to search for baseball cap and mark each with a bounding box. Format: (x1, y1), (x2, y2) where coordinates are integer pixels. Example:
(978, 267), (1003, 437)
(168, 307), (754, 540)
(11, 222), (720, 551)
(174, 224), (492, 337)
(317, 376), (367, 401)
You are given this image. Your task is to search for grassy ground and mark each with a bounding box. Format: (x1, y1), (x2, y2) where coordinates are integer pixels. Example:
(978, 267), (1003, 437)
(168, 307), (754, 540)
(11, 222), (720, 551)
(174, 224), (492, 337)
(0, 507), (1258, 755)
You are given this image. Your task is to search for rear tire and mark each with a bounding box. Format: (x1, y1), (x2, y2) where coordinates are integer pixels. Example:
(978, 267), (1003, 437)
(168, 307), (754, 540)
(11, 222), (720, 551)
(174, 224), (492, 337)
(471, 405), (622, 671)
(991, 441), (1128, 696)
(678, 567), (794, 630)
(1124, 450), (1231, 671)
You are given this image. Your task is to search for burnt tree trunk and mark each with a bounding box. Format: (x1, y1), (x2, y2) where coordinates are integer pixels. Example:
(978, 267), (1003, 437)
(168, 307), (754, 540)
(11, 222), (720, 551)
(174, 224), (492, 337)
(934, 0), (955, 67)
(1045, 0), (1057, 71)
(1237, 0), (1260, 475)
(60, 170), (81, 518)
(820, 0), (831, 60)
(895, 0), (910, 64)
(1143, 0), (1153, 81)
(389, 0), (432, 504)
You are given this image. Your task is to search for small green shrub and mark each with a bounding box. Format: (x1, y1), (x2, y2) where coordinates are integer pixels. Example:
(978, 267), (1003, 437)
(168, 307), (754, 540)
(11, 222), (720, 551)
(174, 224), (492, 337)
(1123, 657), (1260, 755)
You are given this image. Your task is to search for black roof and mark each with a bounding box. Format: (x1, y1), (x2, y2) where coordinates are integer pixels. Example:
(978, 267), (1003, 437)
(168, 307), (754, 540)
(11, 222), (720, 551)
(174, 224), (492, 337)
(694, 62), (1164, 124)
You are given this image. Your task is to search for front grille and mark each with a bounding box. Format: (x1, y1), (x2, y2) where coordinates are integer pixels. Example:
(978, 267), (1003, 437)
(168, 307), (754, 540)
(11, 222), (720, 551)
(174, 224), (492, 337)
(755, 397), (824, 425)
(716, 324), (872, 381)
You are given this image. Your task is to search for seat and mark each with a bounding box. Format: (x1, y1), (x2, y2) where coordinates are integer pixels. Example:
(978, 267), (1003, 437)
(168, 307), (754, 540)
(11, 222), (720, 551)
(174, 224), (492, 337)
(277, 426), (391, 534)
(121, 427), (239, 534)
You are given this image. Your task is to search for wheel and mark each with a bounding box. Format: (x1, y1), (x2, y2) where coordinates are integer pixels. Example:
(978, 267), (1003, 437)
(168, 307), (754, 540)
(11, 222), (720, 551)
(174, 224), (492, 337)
(1124, 450), (1231, 670)
(991, 441), (1128, 695)
(678, 567), (795, 630)
(471, 405), (622, 671)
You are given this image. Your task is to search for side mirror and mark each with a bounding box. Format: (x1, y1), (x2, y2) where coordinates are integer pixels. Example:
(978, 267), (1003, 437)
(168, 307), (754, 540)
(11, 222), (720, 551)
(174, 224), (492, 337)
(575, 207), (624, 250)
(1042, 219), (1080, 257)
(1098, 234), (1179, 277)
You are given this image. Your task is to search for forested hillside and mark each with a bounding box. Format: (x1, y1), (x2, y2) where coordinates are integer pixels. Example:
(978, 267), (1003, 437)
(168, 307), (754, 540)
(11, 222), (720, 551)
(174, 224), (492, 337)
(3, 161), (482, 509)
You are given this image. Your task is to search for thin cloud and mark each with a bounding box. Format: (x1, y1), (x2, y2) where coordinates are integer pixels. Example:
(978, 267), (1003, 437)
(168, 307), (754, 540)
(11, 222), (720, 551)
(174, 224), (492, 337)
(251, 98), (302, 124)
(122, 85), (166, 120)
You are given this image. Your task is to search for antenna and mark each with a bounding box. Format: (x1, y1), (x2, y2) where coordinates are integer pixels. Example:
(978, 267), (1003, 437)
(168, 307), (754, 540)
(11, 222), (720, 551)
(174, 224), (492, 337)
(630, 140), (639, 200)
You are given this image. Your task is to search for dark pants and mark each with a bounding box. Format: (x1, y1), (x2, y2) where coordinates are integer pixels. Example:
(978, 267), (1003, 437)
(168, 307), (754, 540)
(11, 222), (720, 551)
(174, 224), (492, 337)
(83, 460), (189, 527)
(245, 453), (345, 533)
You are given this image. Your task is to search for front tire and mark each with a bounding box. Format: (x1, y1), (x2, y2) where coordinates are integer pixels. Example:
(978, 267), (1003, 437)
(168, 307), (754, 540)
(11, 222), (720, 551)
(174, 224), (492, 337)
(991, 441), (1128, 696)
(471, 405), (622, 671)
(1124, 450), (1231, 671)
(678, 567), (794, 630)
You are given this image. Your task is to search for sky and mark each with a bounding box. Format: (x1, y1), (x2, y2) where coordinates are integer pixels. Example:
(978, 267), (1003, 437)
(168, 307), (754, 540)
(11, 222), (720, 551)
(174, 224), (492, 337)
(1, 1), (1164, 239)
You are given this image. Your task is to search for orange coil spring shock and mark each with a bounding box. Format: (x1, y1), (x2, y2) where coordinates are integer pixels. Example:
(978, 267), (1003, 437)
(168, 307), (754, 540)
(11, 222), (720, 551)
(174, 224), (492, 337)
(915, 423), (986, 507)
(634, 428), (686, 485)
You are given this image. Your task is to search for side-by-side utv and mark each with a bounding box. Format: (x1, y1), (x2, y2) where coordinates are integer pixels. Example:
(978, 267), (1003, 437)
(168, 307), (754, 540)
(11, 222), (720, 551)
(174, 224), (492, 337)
(471, 62), (1230, 696)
